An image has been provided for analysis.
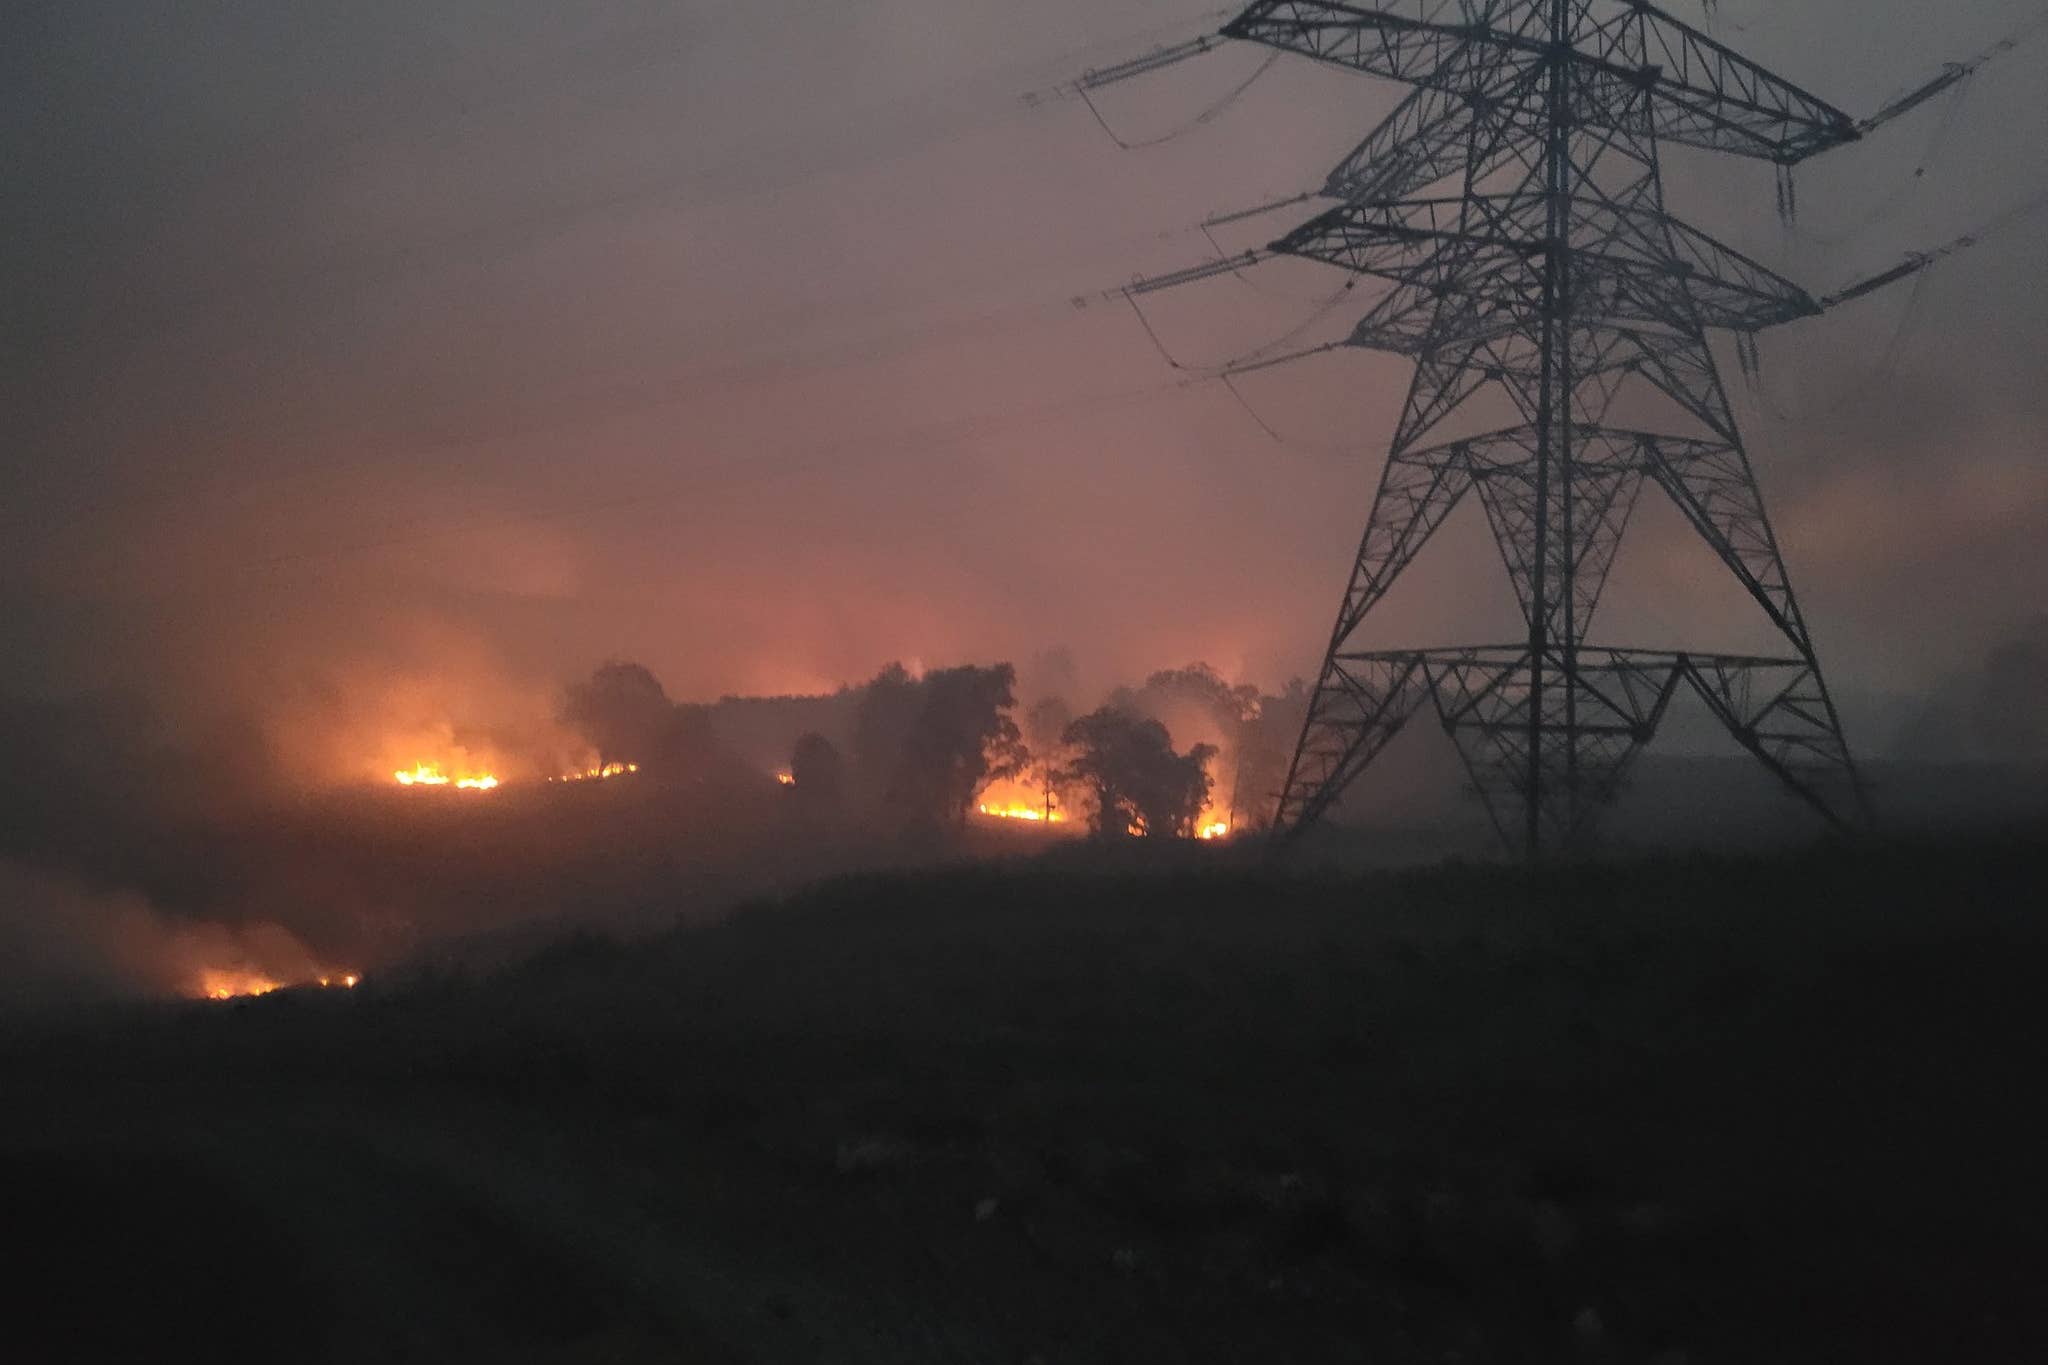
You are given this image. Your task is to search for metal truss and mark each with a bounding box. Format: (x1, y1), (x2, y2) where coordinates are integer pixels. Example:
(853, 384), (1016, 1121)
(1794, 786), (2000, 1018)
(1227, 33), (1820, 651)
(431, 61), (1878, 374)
(1222, 1), (1857, 161)
(1203, 1), (1870, 855)
(1283, 646), (1858, 850)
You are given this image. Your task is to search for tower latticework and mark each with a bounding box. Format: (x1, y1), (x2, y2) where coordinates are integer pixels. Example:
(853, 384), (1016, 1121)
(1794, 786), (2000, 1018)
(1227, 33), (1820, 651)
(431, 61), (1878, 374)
(1202, 1), (1870, 855)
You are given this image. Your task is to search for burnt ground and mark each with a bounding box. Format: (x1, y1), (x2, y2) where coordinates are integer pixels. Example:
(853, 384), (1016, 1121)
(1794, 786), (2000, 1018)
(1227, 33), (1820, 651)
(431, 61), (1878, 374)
(5, 837), (2048, 1362)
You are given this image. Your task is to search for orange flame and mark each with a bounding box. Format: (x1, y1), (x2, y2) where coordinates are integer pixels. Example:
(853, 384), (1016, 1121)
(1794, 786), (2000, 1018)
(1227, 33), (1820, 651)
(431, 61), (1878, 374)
(203, 970), (360, 1001)
(977, 802), (1064, 823)
(552, 762), (638, 782)
(201, 970), (281, 1000)
(975, 777), (1066, 826)
(394, 763), (498, 790)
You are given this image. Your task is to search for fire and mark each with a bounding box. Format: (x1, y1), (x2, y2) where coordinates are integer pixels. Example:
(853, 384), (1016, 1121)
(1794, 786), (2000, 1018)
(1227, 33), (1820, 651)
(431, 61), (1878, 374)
(202, 971), (360, 1001)
(552, 762), (638, 782)
(394, 763), (499, 790)
(202, 970), (281, 1000)
(1197, 820), (1230, 840)
(774, 771), (796, 786)
(975, 777), (1065, 825)
(978, 802), (1063, 823)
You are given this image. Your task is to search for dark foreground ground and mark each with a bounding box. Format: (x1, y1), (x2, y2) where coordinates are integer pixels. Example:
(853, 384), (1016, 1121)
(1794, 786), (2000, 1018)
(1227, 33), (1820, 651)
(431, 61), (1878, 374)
(5, 838), (2047, 1363)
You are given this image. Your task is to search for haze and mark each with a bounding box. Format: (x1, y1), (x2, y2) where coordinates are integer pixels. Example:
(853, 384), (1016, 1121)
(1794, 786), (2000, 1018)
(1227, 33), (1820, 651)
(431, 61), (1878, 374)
(5, 0), (2043, 738)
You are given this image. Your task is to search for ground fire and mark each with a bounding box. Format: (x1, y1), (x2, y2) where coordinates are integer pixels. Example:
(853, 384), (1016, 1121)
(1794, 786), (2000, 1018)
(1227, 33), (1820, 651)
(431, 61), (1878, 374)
(977, 800), (1064, 823)
(974, 777), (1063, 825)
(970, 776), (1234, 837)
(200, 971), (358, 1001)
(394, 763), (499, 790)
(553, 762), (639, 782)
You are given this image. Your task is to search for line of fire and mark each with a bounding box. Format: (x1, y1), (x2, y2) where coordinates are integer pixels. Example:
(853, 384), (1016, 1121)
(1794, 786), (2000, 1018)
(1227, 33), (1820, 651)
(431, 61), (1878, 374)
(375, 660), (1255, 839)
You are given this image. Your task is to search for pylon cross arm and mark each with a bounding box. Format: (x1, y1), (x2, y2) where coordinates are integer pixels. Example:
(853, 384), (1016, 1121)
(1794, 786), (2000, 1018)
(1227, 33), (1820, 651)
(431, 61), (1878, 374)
(1585, 3), (1858, 162)
(1270, 195), (1819, 331)
(1223, 1), (1512, 89)
(1162, 1), (1879, 853)
(1224, 1), (1857, 164)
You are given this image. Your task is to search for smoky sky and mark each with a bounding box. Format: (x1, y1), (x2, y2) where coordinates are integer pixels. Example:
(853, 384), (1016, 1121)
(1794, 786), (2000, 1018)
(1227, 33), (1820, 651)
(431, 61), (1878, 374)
(6, 0), (2048, 760)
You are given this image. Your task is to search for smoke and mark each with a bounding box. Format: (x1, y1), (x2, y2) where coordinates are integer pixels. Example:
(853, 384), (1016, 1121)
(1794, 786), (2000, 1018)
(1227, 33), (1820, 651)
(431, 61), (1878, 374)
(1894, 615), (2048, 762)
(248, 622), (602, 790)
(1971, 617), (2048, 759)
(0, 860), (326, 1009)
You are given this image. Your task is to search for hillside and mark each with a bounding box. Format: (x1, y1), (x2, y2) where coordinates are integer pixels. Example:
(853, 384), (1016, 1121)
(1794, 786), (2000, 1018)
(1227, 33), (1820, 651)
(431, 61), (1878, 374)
(6, 839), (2047, 1362)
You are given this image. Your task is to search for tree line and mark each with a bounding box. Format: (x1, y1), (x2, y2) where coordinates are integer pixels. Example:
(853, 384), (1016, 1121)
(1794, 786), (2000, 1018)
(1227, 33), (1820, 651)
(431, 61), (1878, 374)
(793, 661), (1309, 839)
(557, 657), (1309, 839)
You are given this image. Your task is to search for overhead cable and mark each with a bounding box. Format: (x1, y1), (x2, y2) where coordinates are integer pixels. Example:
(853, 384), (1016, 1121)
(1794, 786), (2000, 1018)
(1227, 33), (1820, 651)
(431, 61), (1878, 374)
(1077, 51), (1281, 151)
(1819, 191), (2048, 310)
(1201, 191), (1321, 230)
(1119, 275), (1353, 375)
(1751, 190), (2048, 423)
(1018, 7), (1239, 105)
(1789, 79), (1971, 248)
(1114, 251), (1270, 300)
(1220, 354), (1372, 458)
(1220, 342), (1344, 380)
(1856, 7), (2048, 134)
(1077, 35), (1225, 92)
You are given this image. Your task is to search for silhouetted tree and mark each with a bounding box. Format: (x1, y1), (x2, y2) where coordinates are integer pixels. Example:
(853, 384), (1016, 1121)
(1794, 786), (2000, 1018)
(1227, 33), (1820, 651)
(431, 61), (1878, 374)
(1230, 678), (1310, 829)
(896, 664), (1025, 827)
(1110, 663), (1262, 826)
(1121, 663), (1261, 733)
(1062, 707), (1216, 839)
(853, 663), (922, 795)
(659, 704), (718, 768)
(1022, 695), (1074, 823)
(789, 731), (845, 809)
(562, 661), (675, 771)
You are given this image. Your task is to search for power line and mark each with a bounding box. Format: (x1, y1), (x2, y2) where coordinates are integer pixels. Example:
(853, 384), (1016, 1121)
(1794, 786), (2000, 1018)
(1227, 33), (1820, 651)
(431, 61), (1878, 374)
(1018, 8), (1241, 105)
(15, 9), (1258, 376)
(1786, 77), (1971, 249)
(1086, 0), (1887, 855)
(1118, 277), (1354, 375)
(1854, 6), (2048, 135)
(1076, 50), (1280, 151)
(9, 188), (1249, 542)
(81, 373), (1215, 608)
(1748, 188), (2048, 422)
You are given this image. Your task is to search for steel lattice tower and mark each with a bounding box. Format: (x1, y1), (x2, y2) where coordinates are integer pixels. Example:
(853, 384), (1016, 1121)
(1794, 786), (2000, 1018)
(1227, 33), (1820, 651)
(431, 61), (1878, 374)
(1185, 0), (1872, 856)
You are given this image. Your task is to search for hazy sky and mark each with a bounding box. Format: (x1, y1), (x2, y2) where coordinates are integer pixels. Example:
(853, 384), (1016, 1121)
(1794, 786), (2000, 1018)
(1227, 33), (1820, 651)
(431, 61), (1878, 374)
(6, 0), (2046, 768)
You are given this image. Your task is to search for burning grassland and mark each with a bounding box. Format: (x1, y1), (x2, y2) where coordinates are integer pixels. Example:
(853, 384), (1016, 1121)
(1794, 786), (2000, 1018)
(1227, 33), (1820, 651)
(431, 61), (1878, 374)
(552, 762), (639, 783)
(388, 759), (652, 792)
(394, 762), (501, 790)
(971, 772), (1231, 838)
(974, 776), (1066, 826)
(0, 861), (356, 1008)
(200, 969), (358, 1001)
(0, 656), (1295, 1018)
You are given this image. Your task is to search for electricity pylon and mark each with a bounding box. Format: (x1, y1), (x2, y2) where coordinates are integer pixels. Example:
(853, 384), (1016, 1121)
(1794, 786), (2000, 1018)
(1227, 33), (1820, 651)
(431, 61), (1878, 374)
(1182, 1), (1872, 856)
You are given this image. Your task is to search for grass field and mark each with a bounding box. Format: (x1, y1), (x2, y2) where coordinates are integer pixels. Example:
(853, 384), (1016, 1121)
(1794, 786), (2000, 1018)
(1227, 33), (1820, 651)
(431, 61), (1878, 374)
(6, 837), (2046, 1362)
